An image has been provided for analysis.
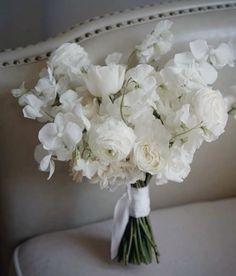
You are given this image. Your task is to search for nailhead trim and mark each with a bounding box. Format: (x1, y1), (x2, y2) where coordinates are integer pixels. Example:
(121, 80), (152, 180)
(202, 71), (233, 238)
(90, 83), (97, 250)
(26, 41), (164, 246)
(1, 1), (236, 68)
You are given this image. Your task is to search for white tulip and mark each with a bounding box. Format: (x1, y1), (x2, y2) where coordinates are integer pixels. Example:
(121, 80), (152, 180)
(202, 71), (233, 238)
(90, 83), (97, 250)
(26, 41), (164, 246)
(83, 65), (126, 97)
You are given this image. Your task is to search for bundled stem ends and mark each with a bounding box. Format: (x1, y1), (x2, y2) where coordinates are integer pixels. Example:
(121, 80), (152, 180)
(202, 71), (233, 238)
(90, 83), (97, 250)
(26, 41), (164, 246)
(116, 175), (160, 265)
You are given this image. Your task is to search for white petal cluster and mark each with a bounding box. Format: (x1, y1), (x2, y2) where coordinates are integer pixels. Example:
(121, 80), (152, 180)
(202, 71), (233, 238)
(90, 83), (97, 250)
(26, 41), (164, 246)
(12, 21), (234, 187)
(136, 20), (173, 63)
(49, 43), (91, 81)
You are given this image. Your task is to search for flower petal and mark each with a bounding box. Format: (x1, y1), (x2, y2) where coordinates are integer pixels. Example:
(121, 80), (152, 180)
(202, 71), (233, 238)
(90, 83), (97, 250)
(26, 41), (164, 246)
(48, 159), (55, 179)
(63, 121), (82, 149)
(105, 52), (122, 65)
(38, 123), (59, 150)
(174, 52), (194, 65)
(190, 40), (209, 61)
(198, 62), (218, 84)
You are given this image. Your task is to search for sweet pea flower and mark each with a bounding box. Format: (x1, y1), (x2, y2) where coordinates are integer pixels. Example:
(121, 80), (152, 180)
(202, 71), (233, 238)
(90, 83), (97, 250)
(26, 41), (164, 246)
(39, 112), (82, 161)
(49, 43), (91, 81)
(190, 39), (235, 69)
(34, 144), (55, 179)
(136, 20), (173, 63)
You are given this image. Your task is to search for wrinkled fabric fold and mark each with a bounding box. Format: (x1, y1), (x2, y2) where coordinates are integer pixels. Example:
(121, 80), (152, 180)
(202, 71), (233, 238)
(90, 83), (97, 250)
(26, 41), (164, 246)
(111, 185), (150, 259)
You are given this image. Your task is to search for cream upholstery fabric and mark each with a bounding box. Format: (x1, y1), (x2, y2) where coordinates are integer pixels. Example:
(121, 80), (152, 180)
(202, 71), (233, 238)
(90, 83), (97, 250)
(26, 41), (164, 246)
(13, 198), (236, 276)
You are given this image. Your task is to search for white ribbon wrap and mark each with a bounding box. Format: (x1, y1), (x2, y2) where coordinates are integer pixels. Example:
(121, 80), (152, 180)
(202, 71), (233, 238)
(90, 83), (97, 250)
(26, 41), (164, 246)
(111, 185), (150, 259)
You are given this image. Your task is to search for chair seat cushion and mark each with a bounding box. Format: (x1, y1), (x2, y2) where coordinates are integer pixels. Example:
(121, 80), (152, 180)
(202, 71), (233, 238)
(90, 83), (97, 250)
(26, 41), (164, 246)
(13, 198), (236, 276)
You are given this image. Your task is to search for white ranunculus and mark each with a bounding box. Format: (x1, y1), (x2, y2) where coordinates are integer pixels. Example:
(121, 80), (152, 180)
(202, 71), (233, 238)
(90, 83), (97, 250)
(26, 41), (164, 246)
(209, 42), (235, 69)
(133, 139), (161, 174)
(83, 65), (126, 97)
(39, 112), (82, 161)
(192, 88), (228, 141)
(49, 43), (90, 80)
(88, 117), (136, 162)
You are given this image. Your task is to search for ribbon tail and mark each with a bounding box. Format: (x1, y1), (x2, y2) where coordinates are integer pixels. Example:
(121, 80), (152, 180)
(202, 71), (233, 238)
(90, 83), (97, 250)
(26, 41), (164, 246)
(111, 189), (130, 259)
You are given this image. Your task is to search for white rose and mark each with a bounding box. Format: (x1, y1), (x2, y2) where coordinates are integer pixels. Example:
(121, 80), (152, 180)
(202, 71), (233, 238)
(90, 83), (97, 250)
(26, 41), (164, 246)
(49, 43), (90, 80)
(192, 88), (228, 141)
(83, 65), (126, 97)
(133, 139), (162, 175)
(88, 117), (136, 162)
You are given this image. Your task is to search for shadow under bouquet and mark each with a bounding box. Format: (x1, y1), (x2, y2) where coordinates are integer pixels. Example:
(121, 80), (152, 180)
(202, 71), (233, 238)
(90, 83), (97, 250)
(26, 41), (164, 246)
(12, 20), (235, 265)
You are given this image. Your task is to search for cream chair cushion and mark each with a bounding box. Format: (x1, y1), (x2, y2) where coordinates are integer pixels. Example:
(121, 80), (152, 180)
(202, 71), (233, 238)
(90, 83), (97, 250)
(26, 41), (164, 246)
(13, 198), (236, 276)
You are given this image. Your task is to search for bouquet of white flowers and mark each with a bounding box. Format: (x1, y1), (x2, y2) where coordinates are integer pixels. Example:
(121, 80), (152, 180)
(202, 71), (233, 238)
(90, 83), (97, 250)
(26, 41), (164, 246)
(12, 20), (235, 265)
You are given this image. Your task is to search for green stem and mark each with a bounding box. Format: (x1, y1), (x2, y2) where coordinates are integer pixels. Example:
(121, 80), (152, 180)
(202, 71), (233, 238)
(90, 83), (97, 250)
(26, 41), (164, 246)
(169, 121), (203, 147)
(228, 106), (236, 114)
(125, 219), (133, 264)
(116, 176), (159, 265)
